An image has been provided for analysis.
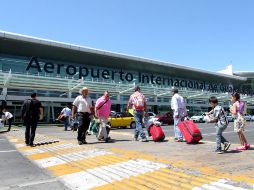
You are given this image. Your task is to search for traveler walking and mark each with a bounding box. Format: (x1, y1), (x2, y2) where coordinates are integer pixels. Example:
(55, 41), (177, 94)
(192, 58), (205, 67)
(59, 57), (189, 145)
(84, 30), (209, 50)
(206, 96), (231, 154)
(60, 105), (71, 131)
(230, 92), (250, 150)
(71, 87), (93, 145)
(171, 88), (187, 142)
(21, 93), (43, 146)
(3, 109), (14, 132)
(127, 86), (148, 142)
(95, 90), (112, 142)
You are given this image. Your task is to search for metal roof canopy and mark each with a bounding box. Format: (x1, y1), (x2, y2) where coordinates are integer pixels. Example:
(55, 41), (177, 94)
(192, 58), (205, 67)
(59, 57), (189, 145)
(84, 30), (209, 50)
(0, 31), (247, 85)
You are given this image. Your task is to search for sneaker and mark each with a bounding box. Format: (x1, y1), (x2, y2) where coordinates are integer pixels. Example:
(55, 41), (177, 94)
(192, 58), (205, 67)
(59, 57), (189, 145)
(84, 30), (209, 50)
(78, 141), (83, 145)
(224, 142), (231, 151)
(139, 138), (148, 142)
(174, 139), (183, 142)
(235, 146), (247, 151)
(245, 143), (250, 150)
(215, 149), (223, 154)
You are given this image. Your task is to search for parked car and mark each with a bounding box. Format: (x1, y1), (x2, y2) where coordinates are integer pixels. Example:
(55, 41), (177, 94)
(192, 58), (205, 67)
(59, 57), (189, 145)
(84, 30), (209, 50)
(154, 112), (174, 125)
(108, 112), (136, 128)
(244, 114), (253, 121)
(227, 114), (234, 122)
(190, 113), (205, 123)
(147, 112), (156, 118)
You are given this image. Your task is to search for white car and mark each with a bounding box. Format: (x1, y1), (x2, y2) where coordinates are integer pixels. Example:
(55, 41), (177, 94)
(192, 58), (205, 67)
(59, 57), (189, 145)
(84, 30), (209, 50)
(190, 114), (205, 123)
(147, 112), (156, 118)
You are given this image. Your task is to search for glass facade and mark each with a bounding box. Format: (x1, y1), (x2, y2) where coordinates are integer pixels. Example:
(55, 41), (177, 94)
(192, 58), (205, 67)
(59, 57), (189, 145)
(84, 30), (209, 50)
(1, 52), (254, 124)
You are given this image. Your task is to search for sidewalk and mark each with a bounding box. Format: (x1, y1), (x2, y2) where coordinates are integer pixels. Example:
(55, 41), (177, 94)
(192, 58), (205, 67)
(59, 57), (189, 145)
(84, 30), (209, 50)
(2, 128), (254, 190)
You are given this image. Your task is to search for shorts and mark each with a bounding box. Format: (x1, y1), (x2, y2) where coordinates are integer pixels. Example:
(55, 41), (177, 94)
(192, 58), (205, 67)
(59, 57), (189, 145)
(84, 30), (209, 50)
(234, 115), (246, 133)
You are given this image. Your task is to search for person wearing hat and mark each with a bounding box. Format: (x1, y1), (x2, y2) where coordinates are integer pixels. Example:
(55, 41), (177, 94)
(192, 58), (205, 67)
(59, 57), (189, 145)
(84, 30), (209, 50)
(71, 87), (93, 145)
(171, 88), (187, 142)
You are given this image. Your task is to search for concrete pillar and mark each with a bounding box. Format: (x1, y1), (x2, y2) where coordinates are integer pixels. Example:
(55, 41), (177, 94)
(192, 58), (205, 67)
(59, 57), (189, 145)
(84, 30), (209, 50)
(154, 96), (158, 114)
(116, 94), (121, 112)
(68, 91), (72, 98)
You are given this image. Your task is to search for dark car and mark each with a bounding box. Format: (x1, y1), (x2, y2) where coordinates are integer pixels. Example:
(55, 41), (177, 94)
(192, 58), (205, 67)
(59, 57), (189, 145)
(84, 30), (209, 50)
(154, 112), (174, 125)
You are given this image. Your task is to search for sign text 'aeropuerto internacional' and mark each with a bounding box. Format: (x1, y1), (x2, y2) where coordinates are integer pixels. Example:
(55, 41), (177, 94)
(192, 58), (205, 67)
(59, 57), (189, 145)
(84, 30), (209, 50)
(26, 57), (237, 94)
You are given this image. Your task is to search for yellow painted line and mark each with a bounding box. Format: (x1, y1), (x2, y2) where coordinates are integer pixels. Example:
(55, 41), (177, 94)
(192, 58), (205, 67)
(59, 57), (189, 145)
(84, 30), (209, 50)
(17, 142), (64, 151)
(27, 152), (53, 160)
(48, 154), (129, 176)
(52, 146), (93, 155)
(152, 170), (204, 186)
(26, 146), (95, 160)
(129, 175), (184, 190)
(159, 167), (219, 183)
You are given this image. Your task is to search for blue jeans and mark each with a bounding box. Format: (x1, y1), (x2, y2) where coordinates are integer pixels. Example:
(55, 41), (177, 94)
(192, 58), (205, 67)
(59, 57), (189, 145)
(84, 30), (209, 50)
(215, 125), (228, 150)
(64, 116), (70, 130)
(134, 110), (146, 139)
(174, 117), (183, 140)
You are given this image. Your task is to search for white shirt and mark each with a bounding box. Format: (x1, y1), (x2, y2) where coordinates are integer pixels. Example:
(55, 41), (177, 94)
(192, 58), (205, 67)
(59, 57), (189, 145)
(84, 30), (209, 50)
(73, 95), (92, 113)
(61, 107), (71, 117)
(4, 112), (13, 119)
(171, 93), (187, 117)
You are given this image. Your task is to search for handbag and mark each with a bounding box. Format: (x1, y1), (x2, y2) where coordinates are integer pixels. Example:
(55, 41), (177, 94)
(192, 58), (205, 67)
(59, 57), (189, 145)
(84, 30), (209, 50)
(57, 114), (67, 121)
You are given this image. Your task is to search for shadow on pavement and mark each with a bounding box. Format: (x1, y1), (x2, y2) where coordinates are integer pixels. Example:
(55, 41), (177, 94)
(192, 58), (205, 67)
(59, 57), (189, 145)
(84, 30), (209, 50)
(224, 150), (242, 154)
(86, 139), (132, 144)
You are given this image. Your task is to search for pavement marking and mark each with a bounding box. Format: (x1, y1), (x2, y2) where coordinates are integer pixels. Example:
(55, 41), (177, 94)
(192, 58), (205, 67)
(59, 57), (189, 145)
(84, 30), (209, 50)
(5, 130), (254, 190)
(58, 159), (168, 190)
(0, 150), (17, 153)
(48, 153), (129, 176)
(33, 149), (112, 168)
(193, 179), (249, 190)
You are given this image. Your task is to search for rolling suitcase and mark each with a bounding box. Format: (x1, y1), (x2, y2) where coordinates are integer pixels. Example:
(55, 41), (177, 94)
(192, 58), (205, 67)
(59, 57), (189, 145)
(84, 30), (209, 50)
(178, 120), (202, 143)
(149, 124), (165, 142)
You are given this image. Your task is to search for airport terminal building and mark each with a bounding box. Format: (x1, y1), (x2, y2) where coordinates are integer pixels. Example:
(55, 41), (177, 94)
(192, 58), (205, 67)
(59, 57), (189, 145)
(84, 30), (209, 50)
(0, 31), (254, 123)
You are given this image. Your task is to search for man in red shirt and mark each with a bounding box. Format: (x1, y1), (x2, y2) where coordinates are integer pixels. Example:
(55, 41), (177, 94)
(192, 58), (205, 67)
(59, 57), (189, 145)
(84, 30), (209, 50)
(127, 86), (148, 142)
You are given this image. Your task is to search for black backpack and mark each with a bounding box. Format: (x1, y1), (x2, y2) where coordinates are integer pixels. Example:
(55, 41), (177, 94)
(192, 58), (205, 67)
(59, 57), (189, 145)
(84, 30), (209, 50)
(22, 99), (33, 119)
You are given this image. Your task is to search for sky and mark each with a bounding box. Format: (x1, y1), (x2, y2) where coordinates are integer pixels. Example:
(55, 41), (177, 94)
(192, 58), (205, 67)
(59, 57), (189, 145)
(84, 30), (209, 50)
(0, 0), (254, 72)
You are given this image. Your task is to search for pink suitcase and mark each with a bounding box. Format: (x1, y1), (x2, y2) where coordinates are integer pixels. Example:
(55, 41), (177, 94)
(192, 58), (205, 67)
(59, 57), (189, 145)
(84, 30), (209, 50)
(178, 120), (202, 143)
(149, 124), (165, 142)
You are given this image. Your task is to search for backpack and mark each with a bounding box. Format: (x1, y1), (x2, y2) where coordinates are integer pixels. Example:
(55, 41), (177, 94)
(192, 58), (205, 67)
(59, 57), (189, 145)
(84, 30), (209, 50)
(238, 101), (245, 114)
(133, 93), (145, 110)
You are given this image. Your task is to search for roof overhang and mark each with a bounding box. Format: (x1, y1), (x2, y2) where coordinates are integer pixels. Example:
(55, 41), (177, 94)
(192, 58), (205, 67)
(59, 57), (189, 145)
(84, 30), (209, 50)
(0, 30), (247, 84)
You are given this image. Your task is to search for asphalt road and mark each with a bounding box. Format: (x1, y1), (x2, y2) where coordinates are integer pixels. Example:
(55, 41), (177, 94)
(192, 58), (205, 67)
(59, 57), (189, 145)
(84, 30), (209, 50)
(112, 121), (254, 145)
(0, 135), (69, 190)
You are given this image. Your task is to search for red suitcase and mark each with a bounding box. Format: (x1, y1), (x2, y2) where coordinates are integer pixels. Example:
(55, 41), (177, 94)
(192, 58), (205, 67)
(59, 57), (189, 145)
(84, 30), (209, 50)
(149, 124), (165, 142)
(178, 120), (202, 143)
